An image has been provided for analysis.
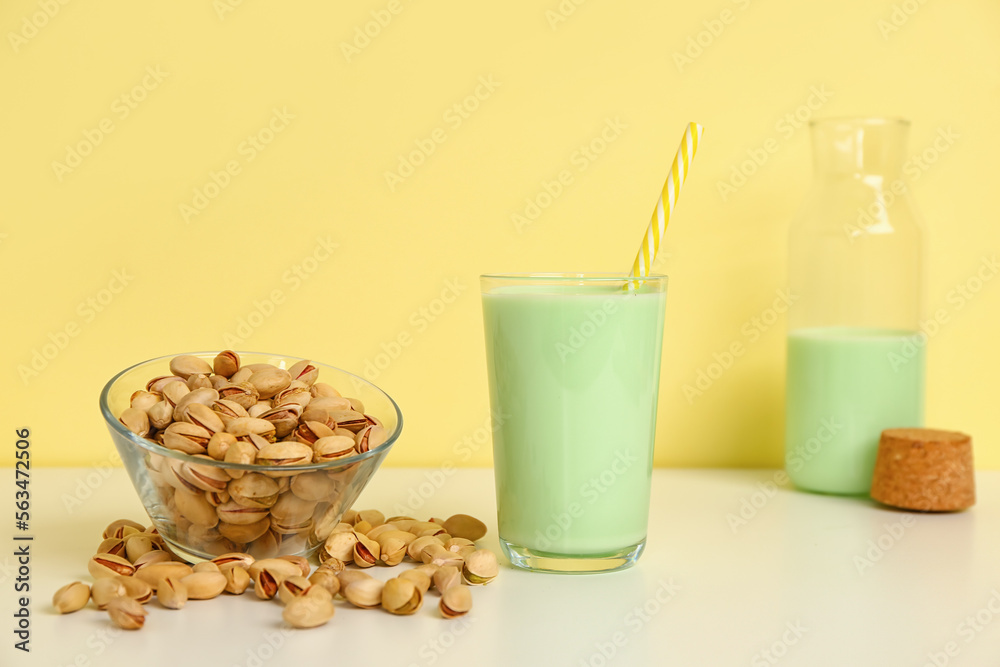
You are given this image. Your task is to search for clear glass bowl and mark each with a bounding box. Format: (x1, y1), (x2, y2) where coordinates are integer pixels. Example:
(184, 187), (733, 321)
(99, 352), (403, 563)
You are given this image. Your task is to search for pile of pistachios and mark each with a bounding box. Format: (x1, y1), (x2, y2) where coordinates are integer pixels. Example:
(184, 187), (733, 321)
(117, 351), (392, 557)
(54, 510), (499, 629)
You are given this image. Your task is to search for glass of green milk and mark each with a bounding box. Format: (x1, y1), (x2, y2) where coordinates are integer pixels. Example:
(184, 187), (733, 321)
(481, 273), (667, 573)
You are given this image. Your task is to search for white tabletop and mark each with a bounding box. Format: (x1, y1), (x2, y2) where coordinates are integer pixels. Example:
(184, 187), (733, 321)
(4, 467), (999, 667)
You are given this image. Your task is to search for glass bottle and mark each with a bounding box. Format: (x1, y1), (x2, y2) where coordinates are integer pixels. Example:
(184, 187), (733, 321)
(785, 117), (924, 495)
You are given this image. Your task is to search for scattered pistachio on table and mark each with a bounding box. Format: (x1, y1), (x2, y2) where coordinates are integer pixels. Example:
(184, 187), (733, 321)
(54, 510), (496, 630)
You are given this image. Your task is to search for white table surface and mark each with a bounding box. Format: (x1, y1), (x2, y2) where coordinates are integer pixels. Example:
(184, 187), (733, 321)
(3, 467), (999, 667)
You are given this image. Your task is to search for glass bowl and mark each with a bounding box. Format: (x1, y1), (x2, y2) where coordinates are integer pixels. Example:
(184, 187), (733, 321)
(99, 352), (403, 563)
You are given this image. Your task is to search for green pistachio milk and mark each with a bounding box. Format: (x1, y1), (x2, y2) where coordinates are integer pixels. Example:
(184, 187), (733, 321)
(785, 327), (925, 494)
(482, 280), (666, 557)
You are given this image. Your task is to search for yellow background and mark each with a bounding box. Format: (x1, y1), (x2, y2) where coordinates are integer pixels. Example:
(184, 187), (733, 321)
(2, 0), (997, 468)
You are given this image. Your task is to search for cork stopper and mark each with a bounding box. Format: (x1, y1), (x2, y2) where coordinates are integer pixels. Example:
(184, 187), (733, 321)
(871, 428), (975, 511)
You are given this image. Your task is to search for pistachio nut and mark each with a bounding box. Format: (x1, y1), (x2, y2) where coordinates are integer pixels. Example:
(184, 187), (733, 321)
(223, 440), (258, 478)
(218, 383), (259, 410)
(226, 417), (277, 443)
(293, 421), (336, 445)
(103, 519), (146, 540)
(381, 577), (422, 615)
(278, 555), (311, 578)
(90, 577), (127, 609)
(309, 382), (341, 398)
(119, 407), (150, 437)
(52, 581), (90, 614)
(312, 436), (356, 463)
(248, 367), (291, 399)
(247, 402), (270, 418)
(462, 549), (499, 585)
(118, 575), (153, 604)
(218, 516), (270, 543)
(247, 530), (280, 560)
(179, 459), (230, 493)
(170, 354), (213, 379)
(220, 563), (251, 594)
(162, 421), (212, 455)
(269, 492), (317, 526)
(336, 569), (372, 593)
(377, 537), (408, 567)
(148, 374), (185, 393)
(206, 431), (238, 460)
(432, 565), (461, 594)
(272, 385), (312, 409)
(353, 533), (380, 568)
(248, 558), (303, 581)
(352, 520), (373, 536)
(444, 537), (477, 559)
(286, 359), (319, 386)
(422, 544), (463, 569)
(413, 563), (440, 579)
(124, 535), (160, 563)
(160, 380), (191, 407)
(399, 569), (432, 595)
(308, 567), (341, 597)
(134, 562), (194, 589)
(186, 373), (212, 390)
(181, 571), (227, 600)
(156, 576), (188, 609)
(216, 500), (269, 526)
(440, 585), (472, 618)
(132, 550), (173, 570)
(259, 404), (302, 439)
(229, 366), (254, 384)
(442, 514), (487, 541)
(283, 595), (335, 629)
(343, 578), (384, 609)
(288, 472), (335, 502)
(213, 350), (241, 378)
(172, 386), (221, 423)
(107, 597), (147, 630)
(88, 553), (136, 578)
(96, 537), (127, 558)
(407, 535), (442, 563)
(211, 552), (255, 570)
(147, 400), (174, 430)
(211, 400), (249, 427)
(365, 523), (398, 541)
(354, 424), (387, 453)
(228, 473), (279, 509)
(183, 402), (225, 434)
(130, 390), (161, 411)
(329, 409), (367, 432)
(190, 562), (219, 574)
(276, 575), (311, 604)
(174, 488), (219, 527)
(253, 566), (284, 600)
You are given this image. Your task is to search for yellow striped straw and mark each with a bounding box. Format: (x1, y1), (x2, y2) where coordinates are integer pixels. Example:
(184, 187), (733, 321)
(628, 122), (704, 287)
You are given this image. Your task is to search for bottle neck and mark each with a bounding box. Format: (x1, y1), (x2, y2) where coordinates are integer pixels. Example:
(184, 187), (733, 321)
(810, 118), (910, 178)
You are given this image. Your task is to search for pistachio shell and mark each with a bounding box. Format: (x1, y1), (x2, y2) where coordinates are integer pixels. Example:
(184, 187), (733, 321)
(283, 596), (335, 628)
(103, 519), (146, 540)
(119, 407), (150, 437)
(88, 553), (136, 578)
(156, 576), (187, 609)
(381, 577), (422, 615)
(248, 558), (303, 581)
(308, 567), (341, 597)
(184, 402), (225, 434)
(462, 549), (499, 585)
(276, 575), (311, 605)
(444, 514), (486, 542)
(228, 473), (279, 509)
(218, 383), (259, 410)
(134, 562), (194, 590)
(211, 552), (255, 570)
(221, 564), (251, 594)
(132, 550), (172, 570)
(213, 350), (241, 378)
(107, 597), (147, 630)
(256, 441), (312, 467)
(52, 581), (90, 613)
(170, 354), (213, 379)
(278, 555), (311, 578)
(248, 367), (291, 399)
(90, 577), (127, 609)
(343, 578), (384, 609)
(440, 585), (472, 618)
(216, 501), (269, 526)
(432, 565), (461, 594)
(174, 488), (219, 527)
(399, 569), (432, 595)
(181, 571), (227, 599)
(118, 575), (153, 604)
(147, 400), (174, 430)
(353, 533), (380, 568)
